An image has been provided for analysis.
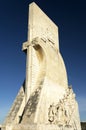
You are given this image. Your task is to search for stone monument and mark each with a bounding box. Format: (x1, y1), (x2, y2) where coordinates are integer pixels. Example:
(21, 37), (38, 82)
(2, 2), (81, 130)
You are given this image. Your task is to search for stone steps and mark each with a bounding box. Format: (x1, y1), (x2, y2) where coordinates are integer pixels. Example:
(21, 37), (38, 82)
(11, 124), (75, 130)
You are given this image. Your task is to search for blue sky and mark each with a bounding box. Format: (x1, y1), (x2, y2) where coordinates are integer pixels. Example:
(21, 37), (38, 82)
(0, 0), (86, 123)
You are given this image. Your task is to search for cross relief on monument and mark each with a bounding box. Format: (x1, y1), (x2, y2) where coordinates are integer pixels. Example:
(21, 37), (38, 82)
(22, 2), (68, 103)
(2, 2), (81, 130)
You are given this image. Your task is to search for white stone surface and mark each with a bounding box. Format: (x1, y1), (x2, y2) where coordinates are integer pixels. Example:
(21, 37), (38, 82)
(29, 2), (59, 50)
(2, 2), (81, 130)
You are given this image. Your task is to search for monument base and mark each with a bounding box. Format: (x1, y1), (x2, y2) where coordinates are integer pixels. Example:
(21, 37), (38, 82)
(2, 77), (81, 130)
(2, 84), (81, 130)
(2, 124), (79, 130)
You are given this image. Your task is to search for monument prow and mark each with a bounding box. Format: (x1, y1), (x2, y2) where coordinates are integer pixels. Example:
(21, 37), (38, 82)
(2, 2), (81, 130)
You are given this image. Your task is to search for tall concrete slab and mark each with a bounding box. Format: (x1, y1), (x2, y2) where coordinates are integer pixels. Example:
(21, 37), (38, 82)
(24, 2), (60, 103)
(2, 2), (81, 130)
(29, 2), (59, 50)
